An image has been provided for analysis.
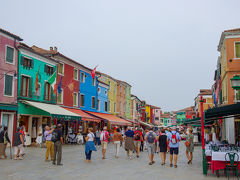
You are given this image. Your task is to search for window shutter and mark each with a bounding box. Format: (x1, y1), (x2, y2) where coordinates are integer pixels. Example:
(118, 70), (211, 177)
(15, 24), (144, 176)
(50, 87), (55, 102)
(4, 75), (13, 96)
(28, 77), (33, 97)
(44, 65), (47, 73)
(43, 83), (46, 100)
(30, 59), (34, 68)
(21, 56), (24, 65)
(6, 47), (14, 63)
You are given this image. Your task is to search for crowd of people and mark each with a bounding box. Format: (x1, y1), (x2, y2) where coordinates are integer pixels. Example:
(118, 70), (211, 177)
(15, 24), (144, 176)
(0, 124), (195, 168)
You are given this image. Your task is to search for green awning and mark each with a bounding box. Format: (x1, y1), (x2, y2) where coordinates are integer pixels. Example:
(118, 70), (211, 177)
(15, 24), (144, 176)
(21, 100), (81, 121)
(0, 103), (18, 111)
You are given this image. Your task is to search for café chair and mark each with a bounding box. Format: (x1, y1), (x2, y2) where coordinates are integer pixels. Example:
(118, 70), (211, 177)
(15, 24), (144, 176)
(225, 152), (239, 180)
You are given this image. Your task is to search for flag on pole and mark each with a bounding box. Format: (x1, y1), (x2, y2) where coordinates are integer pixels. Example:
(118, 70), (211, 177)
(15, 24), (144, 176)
(47, 71), (57, 90)
(91, 65), (98, 79)
(35, 66), (40, 94)
(57, 77), (62, 94)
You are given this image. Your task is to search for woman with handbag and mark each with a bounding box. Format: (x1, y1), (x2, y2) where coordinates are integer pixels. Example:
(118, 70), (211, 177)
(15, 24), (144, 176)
(0, 127), (11, 159)
(185, 129), (194, 164)
(85, 128), (97, 163)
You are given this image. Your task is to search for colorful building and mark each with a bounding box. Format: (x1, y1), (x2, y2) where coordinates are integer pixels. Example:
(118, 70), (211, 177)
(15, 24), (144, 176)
(125, 83), (132, 120)
(131, 94), (141, 122)
(98, 73), (117, 115)
(194, 89), (213, 117)
(116, 80), (126, 118)
(176, 106), (196, 125)
(0, 28), (22, 143)
(152, 106), (162, 126)
(97, 80), (109, 113)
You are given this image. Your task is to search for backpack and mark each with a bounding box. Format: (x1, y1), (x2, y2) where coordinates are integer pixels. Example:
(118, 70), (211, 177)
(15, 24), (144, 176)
(135, 131), (141, 141)
(147, 132), (155, 143)
(171, 132), (178, 144)
(100, 131), (106, 141)
(51, 131), (59, 143)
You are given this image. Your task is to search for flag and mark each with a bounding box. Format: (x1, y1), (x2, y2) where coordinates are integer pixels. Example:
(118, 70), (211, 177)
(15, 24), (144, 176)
(91, 65), (98, 79)
(47, 71), (57, 90)
(35, 66), (40, 94)
(68, 81), (74, 98)
(57, 77), (62, 94)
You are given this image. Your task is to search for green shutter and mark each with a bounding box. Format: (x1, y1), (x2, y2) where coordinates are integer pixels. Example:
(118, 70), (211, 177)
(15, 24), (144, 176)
(4, 75), (13, 96)
(236, 42), (240, 58)
(30, 59), (34, 68)
(28, 77), (33, 97)
(50, 86), (54, 101)
(6, 47), (14, 63)
(21, 56), (24, 65)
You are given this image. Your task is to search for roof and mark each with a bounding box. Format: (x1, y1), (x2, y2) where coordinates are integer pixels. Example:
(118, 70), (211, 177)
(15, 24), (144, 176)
(0, 28), (23, 41)
(161, 113), (171, 118)
(86, 111), (131, 126)
(199, 89), (212, 95)
(64, 107), (101, 122)
(177, 106), (195, 112)
(32, 45), (95, 73)
(131, 94), (142, 102)
(18, 43), (58, 64)
(218, 28), (240, 51)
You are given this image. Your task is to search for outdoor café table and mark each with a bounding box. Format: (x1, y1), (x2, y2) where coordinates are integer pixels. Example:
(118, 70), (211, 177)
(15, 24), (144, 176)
(211, 151), (240, 174)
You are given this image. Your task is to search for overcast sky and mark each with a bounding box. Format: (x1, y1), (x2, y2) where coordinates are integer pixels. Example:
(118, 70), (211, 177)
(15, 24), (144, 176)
(1, 0), (239, 111)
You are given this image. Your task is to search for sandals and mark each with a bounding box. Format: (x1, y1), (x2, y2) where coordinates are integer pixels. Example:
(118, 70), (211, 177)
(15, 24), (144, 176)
(174, 165), (177, 168)
(170, 164), (173, 167)
(149, 162), (153, 165)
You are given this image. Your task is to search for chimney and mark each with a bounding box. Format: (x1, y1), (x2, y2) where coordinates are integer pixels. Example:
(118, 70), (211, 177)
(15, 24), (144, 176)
(50, 47), (53, 51)
(54, 46), (58, 52)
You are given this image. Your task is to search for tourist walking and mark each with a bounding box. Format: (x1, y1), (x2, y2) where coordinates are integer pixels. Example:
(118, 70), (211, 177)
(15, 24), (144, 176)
(95, 128), (101, 148)
(44, 126), (55, 162)
(145, 127), (157, 165)
(168, 127), (181, 168)
(185, 129), (194, 164)
(52, 124), (63, 166)
(134, 127), (143, 158)
(100, 127), (109, 159)
(159, 129), (167, 165)
(85, 128), (97, 163)
(113, 128), (123, 158)
(124, 127), (135, 159)
(140, 128), (144, 152)
(0, 127), (11, 159)
(13, 127), (24, 160)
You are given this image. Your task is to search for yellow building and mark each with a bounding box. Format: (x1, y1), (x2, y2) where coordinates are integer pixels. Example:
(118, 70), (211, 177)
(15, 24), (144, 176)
(194, 89), (213, 117)
(98, 73), (117, 115)
(145, 105), (151, 123)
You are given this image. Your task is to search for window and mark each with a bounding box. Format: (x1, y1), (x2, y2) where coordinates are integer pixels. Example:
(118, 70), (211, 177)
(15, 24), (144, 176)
(6, 46), (14, 63)
(235, 42), (240, 58)
(81, 72), (85, 83)
(98, 87), (100, 93)
(74, 69), (78, 80)
(114, 84), (117, 95)
(57, 89), (63, 104)
(92, 97), (96, 109)
(44, 82), (50, 100)
(58, 63), (64, 75)
(105, 101), (108, 112)
(45, 65), (54, 75)
(97, 99), (100, 111)
(109, 81), (111, 90)
(108, 100), (111, 112)
(21, 56), (33, 68)
(155, 117), (159, 121)
(105, 90), (107, 95)
(92, 77), (96, 86)
(114, 103), (116, 112)
(21, 76), (32, 97)
(80, 94), (85, 107)
(235, 90), (240, 102)
(4, 74), (13, 96)
(73, 92), (78, 106)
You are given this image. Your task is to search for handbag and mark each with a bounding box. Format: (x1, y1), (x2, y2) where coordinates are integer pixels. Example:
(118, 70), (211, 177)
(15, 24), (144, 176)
(185, 141), (190, 147)
(3, 132), (8, 144)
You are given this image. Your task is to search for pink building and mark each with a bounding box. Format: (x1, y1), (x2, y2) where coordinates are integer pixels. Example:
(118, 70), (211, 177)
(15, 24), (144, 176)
(0, 28), (22, 143)
(152, 106), (162, 126)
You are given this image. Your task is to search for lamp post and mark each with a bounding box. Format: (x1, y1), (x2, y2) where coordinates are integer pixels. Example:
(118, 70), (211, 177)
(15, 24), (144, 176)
(200, 95), (207, 175)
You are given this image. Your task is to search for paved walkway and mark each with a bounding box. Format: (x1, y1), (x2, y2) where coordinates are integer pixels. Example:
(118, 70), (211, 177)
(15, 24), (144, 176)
(0, 142), (224, 180)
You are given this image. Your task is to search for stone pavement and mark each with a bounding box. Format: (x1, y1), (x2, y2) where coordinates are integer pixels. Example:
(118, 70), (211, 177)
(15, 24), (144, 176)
(0, 142), (225, 180)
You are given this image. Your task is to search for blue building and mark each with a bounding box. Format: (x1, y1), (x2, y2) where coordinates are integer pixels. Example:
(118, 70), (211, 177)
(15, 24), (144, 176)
(79, 70), (98, 112)
(97, 81), (109, 113)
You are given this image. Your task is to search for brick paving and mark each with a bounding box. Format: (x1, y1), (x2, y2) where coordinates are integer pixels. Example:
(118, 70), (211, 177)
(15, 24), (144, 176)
(0, 143), (224, 180)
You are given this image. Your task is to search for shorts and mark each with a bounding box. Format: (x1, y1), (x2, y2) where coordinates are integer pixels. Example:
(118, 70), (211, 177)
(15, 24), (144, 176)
(14, 144), (24, 155)
(134, 141), (141, 148)
(170, 147), (179, 155)
(101, 141), (108, 150)
(147, 143), (155, 155)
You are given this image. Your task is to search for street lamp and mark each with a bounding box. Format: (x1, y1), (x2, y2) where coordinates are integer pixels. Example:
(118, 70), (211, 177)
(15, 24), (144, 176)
(230, 75), (240, 90)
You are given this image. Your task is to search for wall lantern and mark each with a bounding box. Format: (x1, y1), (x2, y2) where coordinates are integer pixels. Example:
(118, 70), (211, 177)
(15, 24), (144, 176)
(230, 75), (240, 90)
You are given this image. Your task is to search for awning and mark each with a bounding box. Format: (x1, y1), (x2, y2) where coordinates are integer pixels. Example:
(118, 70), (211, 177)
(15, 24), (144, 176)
(86, 111), (131, 126)
(125, 119), (140, 125)
(0, 103), (18, 111)
(184, 118), (201, 126)
(64, 108), (101, 123)
(21, 100), (81, 120)
(137, 120), (153, 127)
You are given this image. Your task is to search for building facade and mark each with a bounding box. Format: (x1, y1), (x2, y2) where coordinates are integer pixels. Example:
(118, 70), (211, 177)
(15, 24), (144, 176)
(18, 44), (58, 144)
(97, 81), (109, 113)
(0, 28), (22, 143)
(125, 83), (132, 120)
(131, 94), (141, 122)
(116, 80), (126, 118)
